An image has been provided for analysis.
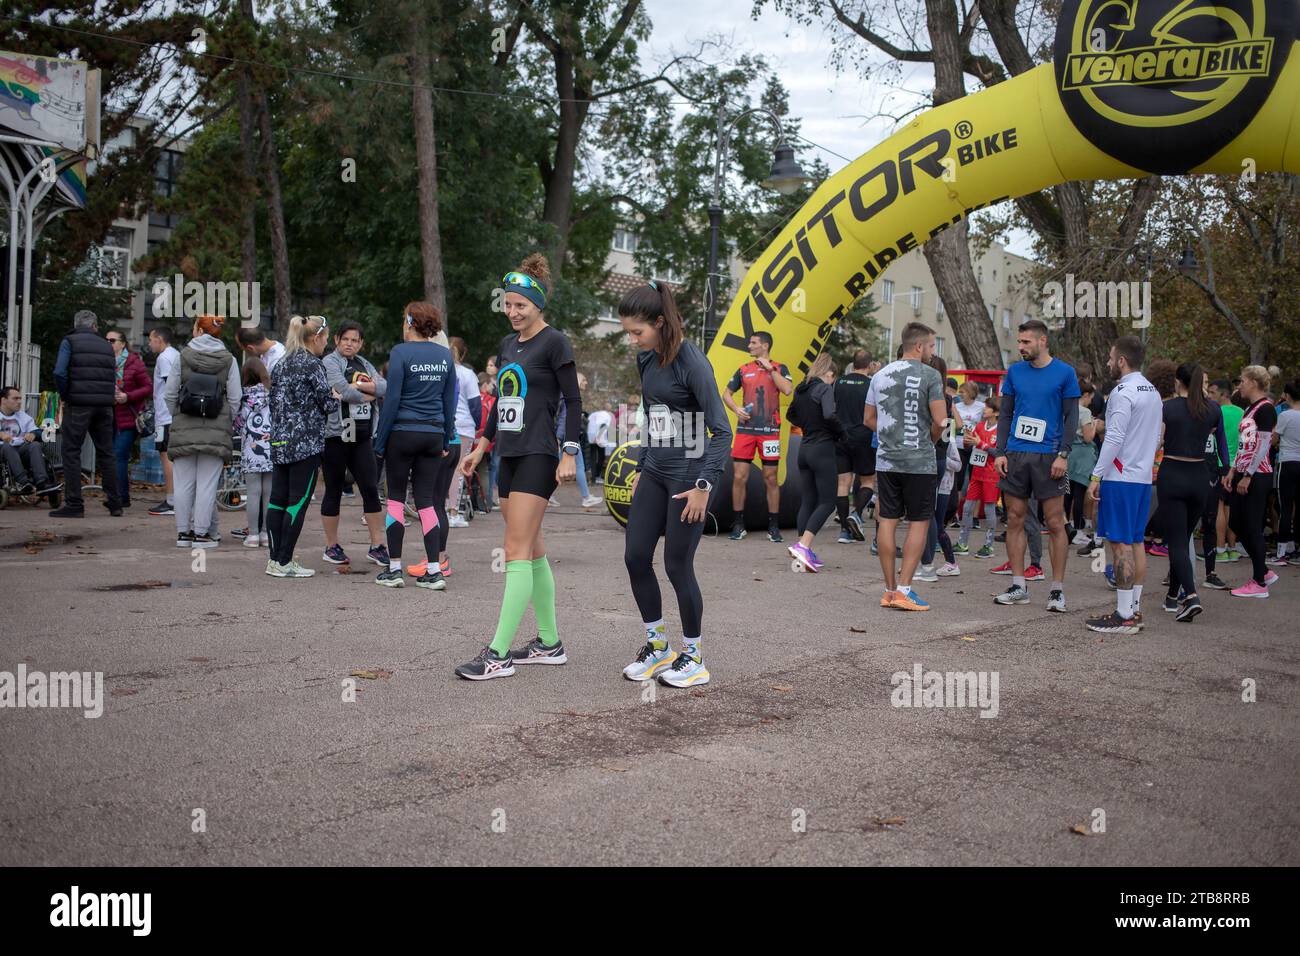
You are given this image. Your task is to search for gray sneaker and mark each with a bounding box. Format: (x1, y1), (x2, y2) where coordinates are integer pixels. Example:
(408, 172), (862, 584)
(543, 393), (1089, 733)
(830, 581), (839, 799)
(994, 584), (1030, 605)
(1047, 589), (1067, 612)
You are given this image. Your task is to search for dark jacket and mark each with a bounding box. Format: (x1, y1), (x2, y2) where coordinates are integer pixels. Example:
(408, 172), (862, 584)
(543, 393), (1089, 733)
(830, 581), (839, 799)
(54, 328), (116, 407)
(114, 351), (153, 432)
(270, 348), (336, 465)
(788, 378), (843, 445)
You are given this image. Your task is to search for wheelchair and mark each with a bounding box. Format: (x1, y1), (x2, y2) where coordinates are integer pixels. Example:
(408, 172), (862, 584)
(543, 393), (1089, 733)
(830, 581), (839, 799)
(0, 441), (61, 510)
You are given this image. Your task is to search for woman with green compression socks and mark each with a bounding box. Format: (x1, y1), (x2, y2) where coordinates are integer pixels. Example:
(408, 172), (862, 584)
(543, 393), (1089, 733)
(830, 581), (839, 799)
(455, 253), (583, 680)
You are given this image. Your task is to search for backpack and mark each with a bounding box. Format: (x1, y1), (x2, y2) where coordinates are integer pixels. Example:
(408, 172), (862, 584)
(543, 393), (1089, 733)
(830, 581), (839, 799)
(179, 352), (228, 418)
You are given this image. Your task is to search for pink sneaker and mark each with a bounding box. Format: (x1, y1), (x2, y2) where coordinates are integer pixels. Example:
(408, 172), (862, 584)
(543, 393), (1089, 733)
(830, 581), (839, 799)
(1231, 580), (1269, 598)
(1264, 570), (1279, 587)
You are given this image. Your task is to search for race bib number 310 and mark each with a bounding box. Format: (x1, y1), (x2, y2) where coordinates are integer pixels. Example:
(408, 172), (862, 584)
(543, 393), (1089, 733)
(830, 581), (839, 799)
(497, 396), (524, 432)
(1014, 416), (1047, 443)
(969, 447), (988, 468)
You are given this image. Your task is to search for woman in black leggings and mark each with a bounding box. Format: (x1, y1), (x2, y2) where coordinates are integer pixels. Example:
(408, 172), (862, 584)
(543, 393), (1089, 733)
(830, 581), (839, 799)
(1158, 364), (1226, 621)
(371, 302), (457, 590)
(321, 320), (387, 566)
(266, 315), (338, 578)
(1227, 366), (1278, 597)
(788, 351), (842, 573)
(617, 281), (730, 688)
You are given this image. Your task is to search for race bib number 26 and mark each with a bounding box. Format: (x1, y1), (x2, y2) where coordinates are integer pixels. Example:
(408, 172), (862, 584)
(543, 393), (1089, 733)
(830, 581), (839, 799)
(1014, 415), (1047, 443)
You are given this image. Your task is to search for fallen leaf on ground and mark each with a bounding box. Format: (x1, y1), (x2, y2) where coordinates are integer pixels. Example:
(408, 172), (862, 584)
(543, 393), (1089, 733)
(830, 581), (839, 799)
(848, 626), (867, 633)
(110, 688), (139, 697)
(873, 816), (905, 827)
(1069, 824), (1091, 836)
(187, 657), (211, 663)
(960, 636), (976, 642)
(771, 684), (793, 692)
(689, 688), (707, 697)
(350, 668), (393, 680)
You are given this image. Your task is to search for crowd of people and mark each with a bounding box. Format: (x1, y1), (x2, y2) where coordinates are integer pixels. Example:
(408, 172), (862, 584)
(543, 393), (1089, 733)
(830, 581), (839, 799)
(11, 275), (1299, 682)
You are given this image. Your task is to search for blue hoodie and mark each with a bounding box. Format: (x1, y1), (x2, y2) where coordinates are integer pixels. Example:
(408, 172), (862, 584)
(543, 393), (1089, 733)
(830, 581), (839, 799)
(373, 340), (457, 456)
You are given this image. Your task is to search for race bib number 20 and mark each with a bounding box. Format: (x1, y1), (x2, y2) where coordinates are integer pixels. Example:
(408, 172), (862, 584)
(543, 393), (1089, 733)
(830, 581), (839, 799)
(1014, 416), (1047, 443)
(497, 396), (524, 432)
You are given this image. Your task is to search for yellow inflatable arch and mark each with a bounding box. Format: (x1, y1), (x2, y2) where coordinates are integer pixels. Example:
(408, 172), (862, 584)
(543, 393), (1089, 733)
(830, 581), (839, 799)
(706, 0), (1300, 481)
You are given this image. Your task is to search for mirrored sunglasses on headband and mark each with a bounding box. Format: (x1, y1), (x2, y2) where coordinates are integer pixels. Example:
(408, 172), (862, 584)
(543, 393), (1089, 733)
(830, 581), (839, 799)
(306, 315), (329, 336)
(502, 271), (545, 292)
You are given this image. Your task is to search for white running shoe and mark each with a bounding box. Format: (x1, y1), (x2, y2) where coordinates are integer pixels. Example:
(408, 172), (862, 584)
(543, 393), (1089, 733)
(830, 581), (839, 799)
(265, 560), (289, 577)
(914, 564), (939, 583)
(937, 562), (961, 576)
(243, 533), (261, 548)
(659, 653), (710, 687)
(582, 495), (603, 508)
(623, 642), (677, 681)
(1071, 530), (1092, 545)
(283, 560), (316, 578)
(448, 513), (469, 528)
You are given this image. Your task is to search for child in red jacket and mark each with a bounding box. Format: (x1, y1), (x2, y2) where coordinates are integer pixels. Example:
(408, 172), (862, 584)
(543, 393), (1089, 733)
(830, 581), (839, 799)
(956, 396), (1000, 558)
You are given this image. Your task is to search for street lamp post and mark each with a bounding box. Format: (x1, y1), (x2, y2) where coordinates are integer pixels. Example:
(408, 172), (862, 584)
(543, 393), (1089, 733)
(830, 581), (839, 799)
(702, 104), (810, 349)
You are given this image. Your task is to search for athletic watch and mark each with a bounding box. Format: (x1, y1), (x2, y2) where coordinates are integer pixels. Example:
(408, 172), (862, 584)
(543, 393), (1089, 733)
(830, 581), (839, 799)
(694, 478), (713, 493)
(562, 441), (580, 456)
(1056, 450), (1069, 460)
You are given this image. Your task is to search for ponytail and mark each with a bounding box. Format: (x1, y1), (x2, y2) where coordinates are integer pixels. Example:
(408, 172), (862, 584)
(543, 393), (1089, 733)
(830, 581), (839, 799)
(618, 281), (684, 367)
(1177, 362), (1208, 420)
(285, 314), (327, 355)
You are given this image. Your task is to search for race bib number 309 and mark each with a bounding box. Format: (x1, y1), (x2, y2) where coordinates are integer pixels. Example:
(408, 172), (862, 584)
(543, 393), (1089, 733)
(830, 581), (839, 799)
(761, 438), (780, 459)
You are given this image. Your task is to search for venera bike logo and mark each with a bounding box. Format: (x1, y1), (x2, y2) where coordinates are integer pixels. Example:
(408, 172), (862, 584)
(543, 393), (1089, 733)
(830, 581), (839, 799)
(1054, 0), (1298, 173)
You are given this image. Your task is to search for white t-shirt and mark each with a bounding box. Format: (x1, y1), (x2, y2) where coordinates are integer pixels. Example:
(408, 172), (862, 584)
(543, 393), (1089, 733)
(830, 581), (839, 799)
(954, 399), (985, 432)
(1275, 407), (1300, 464)
(1094, 371), (1162, 484)
(1, 408), (37, 444)
(453, 364), (478, 437)
(587, 409), (614, 450)
(263, 341), (286, 376)
(153, 345), (180, 427)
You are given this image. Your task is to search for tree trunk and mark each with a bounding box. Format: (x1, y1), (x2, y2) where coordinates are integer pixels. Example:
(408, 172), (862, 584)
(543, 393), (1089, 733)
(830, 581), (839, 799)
(409, 21), (448, 318)
(237, 67), (258, 290)
(540, 48), (585, 274)
(254, 92), (293, 338)
(919, 0), (1003, 369)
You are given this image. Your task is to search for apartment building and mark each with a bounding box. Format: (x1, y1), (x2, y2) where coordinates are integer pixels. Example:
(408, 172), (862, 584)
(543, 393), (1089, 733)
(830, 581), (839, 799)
(871, 241), (1043, 370)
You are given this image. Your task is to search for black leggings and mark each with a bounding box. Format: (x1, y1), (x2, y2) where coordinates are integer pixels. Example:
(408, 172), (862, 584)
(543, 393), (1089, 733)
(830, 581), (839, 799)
(321, 434), (381, 515)
(1278, 461), (1300, 546)
(624, 470), (707, 637)
(267, 455), (320, 565)
(796, 439), (838, 537)
(1158, 459), (1209, 598)
(1228, 472), (1271, 585)
(1068, 480), (1088, 530)
(434, 440), (457, 554)
(383, 431), (445, 562)
(1200, 474), (1220, 575)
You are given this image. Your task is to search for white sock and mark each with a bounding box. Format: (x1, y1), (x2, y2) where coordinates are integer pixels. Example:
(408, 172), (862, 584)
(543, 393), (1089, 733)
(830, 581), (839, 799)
(1117, 589), (1134, 617)
(682, 636), (700, 660)
(1051, 581), (1064, 592)
(897, 583), (912, 596)
(1012, 576), (1026, 588)
(389, 559), (401, 571)
(1133, 584), (1144, 608)
(644, 619), (667, 649)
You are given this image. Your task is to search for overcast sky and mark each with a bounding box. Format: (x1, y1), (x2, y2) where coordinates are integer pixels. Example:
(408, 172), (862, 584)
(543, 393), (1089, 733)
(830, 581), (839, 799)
(641, 0), (1034, 256)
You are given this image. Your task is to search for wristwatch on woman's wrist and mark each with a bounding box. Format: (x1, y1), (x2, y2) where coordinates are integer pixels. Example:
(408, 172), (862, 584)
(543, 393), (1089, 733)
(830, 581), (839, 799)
(694, 478), (713, 493)
(562, 441), (580, 456)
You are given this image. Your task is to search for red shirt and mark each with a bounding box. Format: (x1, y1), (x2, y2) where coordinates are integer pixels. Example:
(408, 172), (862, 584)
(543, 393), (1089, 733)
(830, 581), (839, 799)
(969, 421), (999, 481)
(727, 360), (791, 436)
